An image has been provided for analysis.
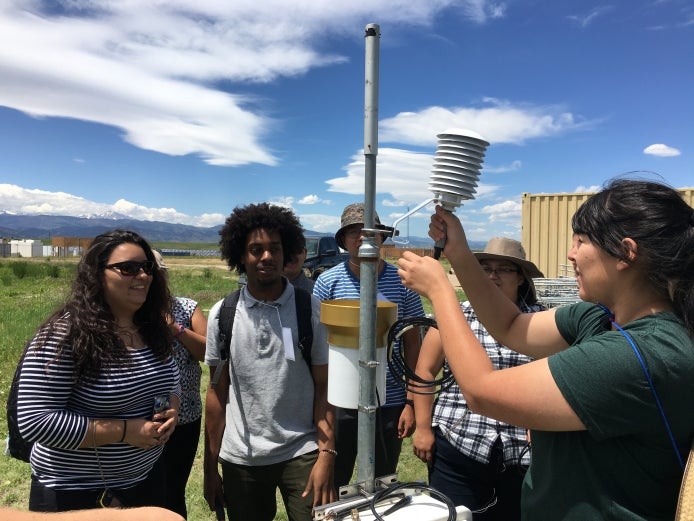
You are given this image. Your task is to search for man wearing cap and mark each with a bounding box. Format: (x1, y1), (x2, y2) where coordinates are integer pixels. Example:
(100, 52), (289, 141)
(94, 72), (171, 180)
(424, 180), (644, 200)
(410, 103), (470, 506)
(313, 203), (424, 488)
(412, 237), (545, 520)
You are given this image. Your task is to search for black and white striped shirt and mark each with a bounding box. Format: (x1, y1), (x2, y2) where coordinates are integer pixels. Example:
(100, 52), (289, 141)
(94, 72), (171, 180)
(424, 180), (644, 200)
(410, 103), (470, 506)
(17, 318), (180, 490)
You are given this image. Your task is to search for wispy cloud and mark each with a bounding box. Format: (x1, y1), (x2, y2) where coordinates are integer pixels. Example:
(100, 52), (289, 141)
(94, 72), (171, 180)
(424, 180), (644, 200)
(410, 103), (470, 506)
(0, 0), (501, 168)
(484, 160), (522, 174)
(455, 0), (508, 24)
(567, 6), (614, 28)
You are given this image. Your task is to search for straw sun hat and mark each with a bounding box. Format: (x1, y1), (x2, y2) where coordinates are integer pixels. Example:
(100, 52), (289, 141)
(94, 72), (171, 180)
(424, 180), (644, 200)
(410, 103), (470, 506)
(474, 237), (544, 304)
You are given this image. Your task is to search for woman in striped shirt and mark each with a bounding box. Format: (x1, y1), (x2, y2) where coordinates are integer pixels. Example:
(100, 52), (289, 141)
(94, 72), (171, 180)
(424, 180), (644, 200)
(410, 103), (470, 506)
(16, 229), (181, 512)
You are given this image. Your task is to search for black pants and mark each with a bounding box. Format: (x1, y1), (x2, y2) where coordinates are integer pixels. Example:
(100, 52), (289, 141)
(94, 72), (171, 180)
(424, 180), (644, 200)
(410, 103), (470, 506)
(221, 451), (317, 521)
(333, 405), (404, 488)
(429, 429), (527, 521)
(29, 459), (166, 512)
(155, 416), (201, 519)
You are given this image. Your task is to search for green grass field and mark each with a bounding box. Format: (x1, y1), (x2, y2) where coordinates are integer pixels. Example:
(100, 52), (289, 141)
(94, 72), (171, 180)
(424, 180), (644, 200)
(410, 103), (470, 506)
(0, 255), (459, 519)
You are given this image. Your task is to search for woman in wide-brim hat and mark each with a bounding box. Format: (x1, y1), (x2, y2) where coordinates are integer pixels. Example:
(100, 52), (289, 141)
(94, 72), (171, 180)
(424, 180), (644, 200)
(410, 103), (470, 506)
(412, 237), (545, 520)
(472, 236), (544, 305)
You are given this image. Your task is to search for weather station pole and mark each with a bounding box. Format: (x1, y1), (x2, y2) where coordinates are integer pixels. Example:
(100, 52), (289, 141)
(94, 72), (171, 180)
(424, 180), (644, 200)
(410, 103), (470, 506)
(313, 23), (472, 520)
(356, 22), (380, 494)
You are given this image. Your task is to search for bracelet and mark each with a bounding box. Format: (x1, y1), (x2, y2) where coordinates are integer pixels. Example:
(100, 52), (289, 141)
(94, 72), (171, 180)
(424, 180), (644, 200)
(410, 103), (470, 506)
(320, 448), (338, 456)
(405, 399), (414, 407)
(119, 420), (127, 443)
(174, 324), (185, 337)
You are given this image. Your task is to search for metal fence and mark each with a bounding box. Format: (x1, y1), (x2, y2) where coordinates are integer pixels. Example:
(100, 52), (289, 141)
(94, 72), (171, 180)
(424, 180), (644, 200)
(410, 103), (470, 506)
(533, 277), (581, 309)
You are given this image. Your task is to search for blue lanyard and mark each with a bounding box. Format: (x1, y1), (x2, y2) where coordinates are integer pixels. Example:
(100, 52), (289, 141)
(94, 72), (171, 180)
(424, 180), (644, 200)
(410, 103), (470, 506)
(596, 303), (685, 470)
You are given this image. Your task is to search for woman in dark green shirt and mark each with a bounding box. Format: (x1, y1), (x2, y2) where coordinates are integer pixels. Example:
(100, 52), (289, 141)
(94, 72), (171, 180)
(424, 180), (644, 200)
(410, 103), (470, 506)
(397, 179), (694, 520)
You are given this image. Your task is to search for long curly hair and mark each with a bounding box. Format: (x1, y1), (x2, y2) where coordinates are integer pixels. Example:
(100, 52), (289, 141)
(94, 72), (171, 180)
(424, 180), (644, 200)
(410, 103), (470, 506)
(36, 229), (172, 381)
(572, 179), (694, 337)
(219, 202), (305, 274)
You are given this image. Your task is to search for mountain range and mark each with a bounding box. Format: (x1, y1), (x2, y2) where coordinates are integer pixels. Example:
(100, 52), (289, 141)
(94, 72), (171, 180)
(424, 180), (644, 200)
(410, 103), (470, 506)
(0, 212), (461, 248)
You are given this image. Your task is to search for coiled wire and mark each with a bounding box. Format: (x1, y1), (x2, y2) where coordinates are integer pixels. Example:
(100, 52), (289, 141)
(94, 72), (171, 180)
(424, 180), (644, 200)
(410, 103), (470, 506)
(369, 482), (457, 521)
(386, 316), (456, 395)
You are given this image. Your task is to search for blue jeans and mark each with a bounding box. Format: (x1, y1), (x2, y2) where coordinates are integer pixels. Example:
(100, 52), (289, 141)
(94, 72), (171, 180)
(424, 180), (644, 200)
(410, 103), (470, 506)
(429, 428), (527, 521)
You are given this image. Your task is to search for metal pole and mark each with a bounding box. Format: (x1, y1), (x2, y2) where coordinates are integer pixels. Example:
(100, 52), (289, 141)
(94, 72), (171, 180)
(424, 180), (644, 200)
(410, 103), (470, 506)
(357, 22), (380, 493)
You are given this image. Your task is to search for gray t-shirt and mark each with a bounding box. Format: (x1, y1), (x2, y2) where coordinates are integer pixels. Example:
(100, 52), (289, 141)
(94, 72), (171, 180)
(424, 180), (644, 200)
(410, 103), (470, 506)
(206, 280), (329, 466)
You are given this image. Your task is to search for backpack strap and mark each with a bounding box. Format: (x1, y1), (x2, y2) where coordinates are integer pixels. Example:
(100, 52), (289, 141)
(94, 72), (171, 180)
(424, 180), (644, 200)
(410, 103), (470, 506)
(212, 287), (314, 388)
(211, 290), (240, 389)
(294, 287), (314, 368)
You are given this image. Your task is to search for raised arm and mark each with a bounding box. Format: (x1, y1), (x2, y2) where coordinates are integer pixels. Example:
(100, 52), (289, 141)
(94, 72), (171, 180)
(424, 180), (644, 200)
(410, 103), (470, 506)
(398, 252), (584, 431)
(412, 327), (445, 463)
(413, 206), (568, 359)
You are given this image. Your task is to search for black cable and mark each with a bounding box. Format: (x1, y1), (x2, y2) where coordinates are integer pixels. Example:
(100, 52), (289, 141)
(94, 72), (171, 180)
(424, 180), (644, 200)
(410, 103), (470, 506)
(387, 317), (456, 395)
(368, 482), (457, 521)
(516, 441), (531, 476)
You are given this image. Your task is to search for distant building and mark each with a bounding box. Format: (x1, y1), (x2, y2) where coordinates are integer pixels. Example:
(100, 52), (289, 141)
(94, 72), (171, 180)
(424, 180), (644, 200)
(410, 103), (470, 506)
(9, 239), (44, 257)
(51, 237), (93, 257)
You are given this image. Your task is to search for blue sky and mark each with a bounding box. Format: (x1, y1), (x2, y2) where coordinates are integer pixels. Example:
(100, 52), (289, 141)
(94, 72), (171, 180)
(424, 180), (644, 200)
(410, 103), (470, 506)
(0, 0), (691, 242)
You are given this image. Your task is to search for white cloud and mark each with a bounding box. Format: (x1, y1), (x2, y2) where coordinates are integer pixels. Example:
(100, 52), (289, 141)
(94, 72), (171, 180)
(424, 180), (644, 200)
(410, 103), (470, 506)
(0, 0), (501, 168)
(574, 185), (601, 193)
(643, 143), (681, 157)
(0, 183), (225, 227)
(297, 195), (325, 205)
(379, 98), (596, 147)
(268, 196), (294, 208)
(295, 213), (342, 233)
(479, 199), (521, 223)
(325, 97), (591, 208)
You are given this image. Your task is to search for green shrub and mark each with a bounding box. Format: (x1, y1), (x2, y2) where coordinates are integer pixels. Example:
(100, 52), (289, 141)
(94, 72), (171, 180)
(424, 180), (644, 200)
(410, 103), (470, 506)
(11, 262), (28, 279)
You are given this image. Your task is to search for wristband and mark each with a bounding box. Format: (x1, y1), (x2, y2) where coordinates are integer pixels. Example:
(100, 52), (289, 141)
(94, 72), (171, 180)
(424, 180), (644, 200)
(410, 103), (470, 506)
(119, 420), (127, 443)
(320, 448), (338, 456)
(405, 399), (414, 408)
(174, 324), (185, 337)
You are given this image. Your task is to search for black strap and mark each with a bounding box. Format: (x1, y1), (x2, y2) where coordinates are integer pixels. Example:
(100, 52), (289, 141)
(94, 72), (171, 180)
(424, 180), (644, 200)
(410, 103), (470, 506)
(294, 287), (313, 367)
(212, 287), (313, 388)
(211, 290), (240, 388)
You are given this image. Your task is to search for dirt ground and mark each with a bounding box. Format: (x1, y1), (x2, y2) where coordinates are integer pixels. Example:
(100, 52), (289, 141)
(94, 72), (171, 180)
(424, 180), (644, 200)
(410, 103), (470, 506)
(163, 257), (229, 270)
(447, 269), (462, 289)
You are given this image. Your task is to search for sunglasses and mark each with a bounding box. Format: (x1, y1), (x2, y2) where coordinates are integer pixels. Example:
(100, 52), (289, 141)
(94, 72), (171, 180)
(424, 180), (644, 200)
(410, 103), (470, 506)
(105, 260), (156, 276)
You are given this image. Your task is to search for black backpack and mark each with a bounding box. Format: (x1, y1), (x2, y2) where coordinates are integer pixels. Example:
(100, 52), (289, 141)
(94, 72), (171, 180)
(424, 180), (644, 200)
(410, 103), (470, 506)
(6, 342), (33, 462)
(211, 287), (314, 388)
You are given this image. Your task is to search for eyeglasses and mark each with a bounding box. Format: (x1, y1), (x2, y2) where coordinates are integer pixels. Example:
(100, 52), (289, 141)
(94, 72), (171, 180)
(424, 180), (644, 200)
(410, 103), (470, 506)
(481, 265), (519, 276)
(106, 260), (156, 276)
